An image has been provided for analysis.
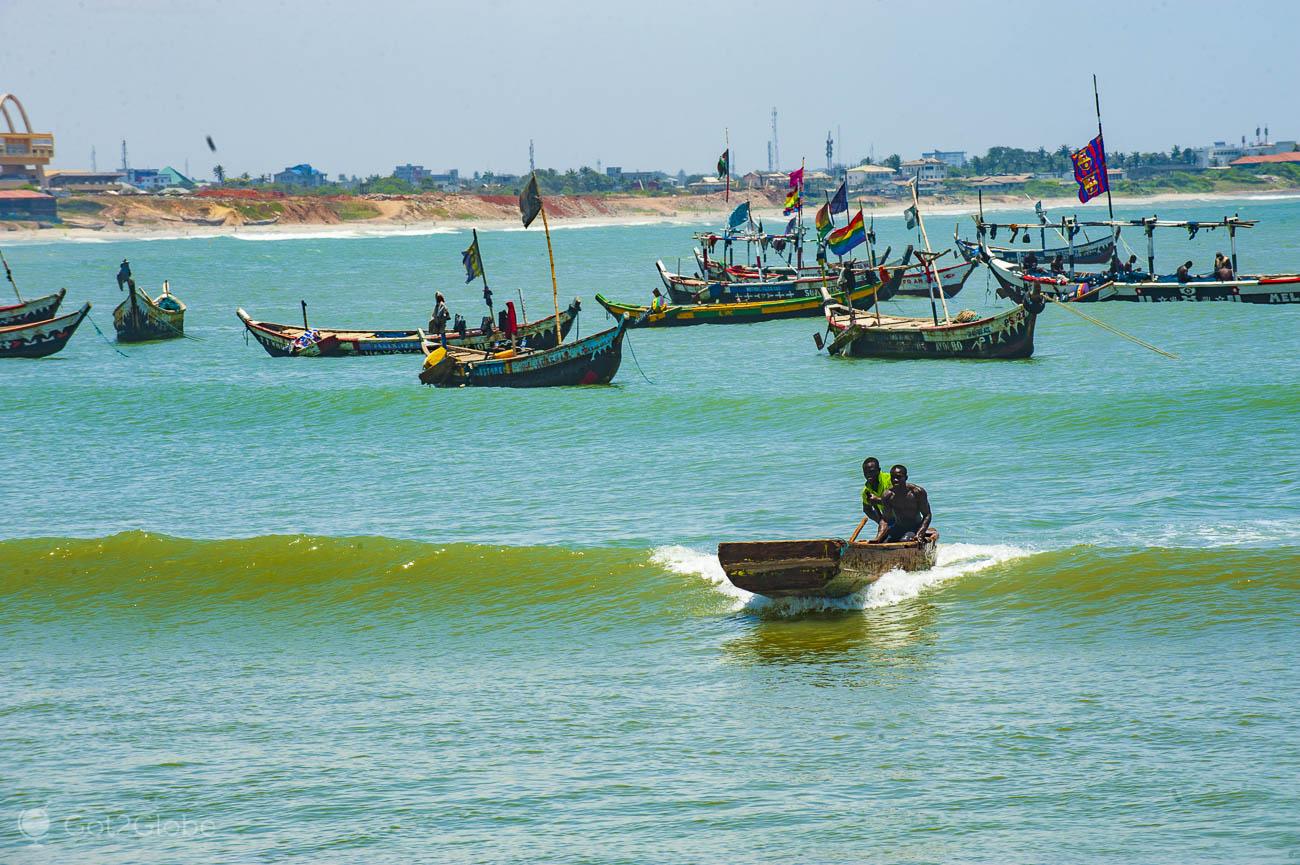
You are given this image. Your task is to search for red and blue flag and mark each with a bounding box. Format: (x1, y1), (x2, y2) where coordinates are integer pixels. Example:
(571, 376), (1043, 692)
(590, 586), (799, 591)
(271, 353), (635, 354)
(1071, 134), (1109, 204)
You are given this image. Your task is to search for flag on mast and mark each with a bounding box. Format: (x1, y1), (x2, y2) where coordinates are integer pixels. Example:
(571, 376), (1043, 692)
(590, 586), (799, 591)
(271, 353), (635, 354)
(814, 201), (833, 240)
(462, 235), (484, 283)
(827, 210), (866, 255)
(717, 148), (730, 202)
(519, 173), (542, 228)
(1070, 134), (1110, 204)
(783, 187), (801, 216)
(828, 180), (848, 215)
(787, 167), (804, 189)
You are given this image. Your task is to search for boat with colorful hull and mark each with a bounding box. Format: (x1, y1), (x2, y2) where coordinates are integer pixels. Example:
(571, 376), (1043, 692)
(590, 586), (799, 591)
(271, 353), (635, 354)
(819, 283), (1043, 360)
(0, 302), (91, 358)
(718, 534), (939, 599)
(418, 316), (628, 388)
(237, 299), (581, 357)
(114, 280), (185, 342)
(0, 288), (65, 327)
(597, 268), (903, 328)
(956, 229), (1115, 266)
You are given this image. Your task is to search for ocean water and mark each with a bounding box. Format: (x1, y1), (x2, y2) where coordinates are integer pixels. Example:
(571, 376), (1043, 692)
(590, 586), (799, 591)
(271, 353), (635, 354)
(2, 196), (1298, 863)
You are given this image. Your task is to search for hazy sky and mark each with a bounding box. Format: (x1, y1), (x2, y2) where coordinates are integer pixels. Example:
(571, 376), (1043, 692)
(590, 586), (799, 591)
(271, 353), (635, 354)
(3, 0), (1295, 180)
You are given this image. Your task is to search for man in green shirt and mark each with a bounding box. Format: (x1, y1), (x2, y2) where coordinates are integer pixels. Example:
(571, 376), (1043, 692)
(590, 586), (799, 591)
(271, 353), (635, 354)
(861, 456), (893, 535)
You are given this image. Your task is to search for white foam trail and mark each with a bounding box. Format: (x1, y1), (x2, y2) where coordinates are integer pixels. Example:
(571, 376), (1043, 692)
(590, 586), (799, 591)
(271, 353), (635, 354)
(653, 541), (1031, 615)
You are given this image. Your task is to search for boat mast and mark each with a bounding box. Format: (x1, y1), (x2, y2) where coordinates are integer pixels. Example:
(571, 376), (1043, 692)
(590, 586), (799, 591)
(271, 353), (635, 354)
(910, 179), (951, 325)
(0, 248), (22, 301)
(796, 157), (805, 270)
(537, 202), (562, 346)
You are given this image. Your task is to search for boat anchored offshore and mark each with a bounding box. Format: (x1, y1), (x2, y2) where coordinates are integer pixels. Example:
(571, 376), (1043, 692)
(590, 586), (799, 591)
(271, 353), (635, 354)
(718, 531), (939, 599)
(418, 314), (628, 387)
(0, 302), (91, 358)
(114, 278), (186, 342)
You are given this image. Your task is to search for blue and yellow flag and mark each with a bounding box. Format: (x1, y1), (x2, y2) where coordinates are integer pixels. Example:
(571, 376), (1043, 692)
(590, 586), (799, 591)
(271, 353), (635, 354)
(462, 235), (484, 283)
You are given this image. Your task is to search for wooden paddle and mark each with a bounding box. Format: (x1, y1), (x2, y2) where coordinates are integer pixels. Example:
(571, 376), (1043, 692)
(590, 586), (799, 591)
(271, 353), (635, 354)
(848, 515), (870, 543)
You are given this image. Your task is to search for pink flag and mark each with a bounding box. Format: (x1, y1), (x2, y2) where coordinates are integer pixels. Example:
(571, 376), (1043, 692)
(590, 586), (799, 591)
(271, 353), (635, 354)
(787, 167), (804, 189)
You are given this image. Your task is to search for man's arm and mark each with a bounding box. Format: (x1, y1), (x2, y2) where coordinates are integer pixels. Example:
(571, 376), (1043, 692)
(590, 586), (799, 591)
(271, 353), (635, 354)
(914, 485), (932, 538)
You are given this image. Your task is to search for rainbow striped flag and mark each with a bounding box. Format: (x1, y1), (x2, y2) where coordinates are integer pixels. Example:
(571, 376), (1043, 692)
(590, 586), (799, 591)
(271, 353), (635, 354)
(827, 210), (866, 255)
(783, 188), (801, 215)
(814, 202), (833, 239)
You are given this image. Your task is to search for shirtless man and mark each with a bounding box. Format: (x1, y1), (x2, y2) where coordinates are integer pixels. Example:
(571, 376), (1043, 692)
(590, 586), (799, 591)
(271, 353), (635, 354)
(871, 464), (933, 544)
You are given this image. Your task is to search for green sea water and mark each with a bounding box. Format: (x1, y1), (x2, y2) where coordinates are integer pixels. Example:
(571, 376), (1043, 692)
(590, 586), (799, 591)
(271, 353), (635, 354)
(2, 197), (1298, 863)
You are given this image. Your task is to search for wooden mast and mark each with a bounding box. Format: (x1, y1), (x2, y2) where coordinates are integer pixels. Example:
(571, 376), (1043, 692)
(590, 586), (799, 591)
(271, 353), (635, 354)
(0, 249), (23, 302)
(911, 179), (951, 325)
(538, 203), (562, 346)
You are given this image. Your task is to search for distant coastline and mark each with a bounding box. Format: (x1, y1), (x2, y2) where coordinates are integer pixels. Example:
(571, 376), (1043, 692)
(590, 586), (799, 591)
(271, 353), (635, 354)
(3, 186), (1298, 244)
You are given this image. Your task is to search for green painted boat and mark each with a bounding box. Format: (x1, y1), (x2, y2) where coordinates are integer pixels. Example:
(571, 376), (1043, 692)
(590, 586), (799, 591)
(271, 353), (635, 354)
(596, 266), (904, 327)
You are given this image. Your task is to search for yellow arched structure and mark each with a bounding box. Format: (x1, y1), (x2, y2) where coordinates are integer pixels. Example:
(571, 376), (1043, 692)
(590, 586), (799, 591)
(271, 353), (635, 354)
(0, 92), (53, 188)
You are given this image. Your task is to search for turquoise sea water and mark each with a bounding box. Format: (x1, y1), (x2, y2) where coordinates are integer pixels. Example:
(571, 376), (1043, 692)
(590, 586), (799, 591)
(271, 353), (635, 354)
(2, 196), (1298, 862)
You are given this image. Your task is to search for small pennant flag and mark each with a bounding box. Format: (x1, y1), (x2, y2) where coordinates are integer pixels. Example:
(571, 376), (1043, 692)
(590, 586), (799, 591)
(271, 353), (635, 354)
(462, 235), (484, 283)
(783, 188), (801, 216)
(519, 173), (542, 228)
(717, 149), (729, 179)
(787, 167), (804, 189)
(903, 205), (919, 231)
(814, 201), (833, 240)
(828, 180), (848, 215)
(827, 210), (866, 256)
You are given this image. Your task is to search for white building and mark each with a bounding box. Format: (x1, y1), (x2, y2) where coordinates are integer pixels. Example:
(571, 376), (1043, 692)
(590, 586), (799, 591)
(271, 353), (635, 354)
(1195, 136), (1297, 168)
(921, 150), (967, 168)
(900, 157), (947, 182)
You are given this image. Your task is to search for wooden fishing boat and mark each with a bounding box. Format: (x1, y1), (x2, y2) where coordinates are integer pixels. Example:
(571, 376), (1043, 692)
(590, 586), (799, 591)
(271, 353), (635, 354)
(114, 279), (185, 342)
(695, 248), (891, 281)
(896, 258), (974, 298)
(236, 299), (581, 357)
(658, 260), (830, 304)
(0, 288), (65, 327)
(0, 302), (91, 358)
(956, 228), (1114, 266)
(718, 533), (939, 599)
(1101, 273), (1300, 304)
(417, 316), (628, 388)
(597, 267), (904, 328)
(819, 285), (1043, 359)
(984, 254), (1117, 303)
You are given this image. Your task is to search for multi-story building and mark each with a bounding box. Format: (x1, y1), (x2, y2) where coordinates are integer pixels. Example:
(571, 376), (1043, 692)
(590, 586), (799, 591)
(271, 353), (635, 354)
(900, 157), (948, 182)
(273, 164), (328, 187)
(0, 93), (54, 189)
(394, 164), (428, 184)
(921, 150), (967, 168)
(1195, 135), (1296, 168)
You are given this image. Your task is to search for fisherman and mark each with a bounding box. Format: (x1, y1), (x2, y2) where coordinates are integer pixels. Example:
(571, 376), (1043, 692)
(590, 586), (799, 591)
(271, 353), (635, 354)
(871, 465), (933, 544)
(429, 292), (451, 344)
(650, 287), (667, 312)
(1049, 253), (1066, 275)
(1124, 254), (1138, 275)
(1022, 251), (1039, 273)
(116, 259), (132, 291)
(860, 457), (893, 535)
(1108, 250), (1123, 275)
(1217, 256), (1235, 281)
(1176, 260), (1194, 284)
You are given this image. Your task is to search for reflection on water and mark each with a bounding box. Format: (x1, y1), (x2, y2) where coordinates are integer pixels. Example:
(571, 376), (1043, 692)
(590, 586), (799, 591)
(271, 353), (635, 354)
(721, 596), (940, 669)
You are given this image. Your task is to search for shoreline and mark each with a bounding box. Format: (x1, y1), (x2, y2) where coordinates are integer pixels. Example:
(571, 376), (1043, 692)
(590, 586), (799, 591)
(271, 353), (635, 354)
(3, 188), (1297, 245)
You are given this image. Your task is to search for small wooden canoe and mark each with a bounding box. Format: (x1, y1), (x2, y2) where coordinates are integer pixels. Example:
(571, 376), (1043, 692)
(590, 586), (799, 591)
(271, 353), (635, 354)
(114, 280), (185, 342)
(718, 533), (939, 599)
(0, 288), (66, 327)
(237, 299), (581, 357)
(418, 316), (628, 388)
(0, 302), (91, 358)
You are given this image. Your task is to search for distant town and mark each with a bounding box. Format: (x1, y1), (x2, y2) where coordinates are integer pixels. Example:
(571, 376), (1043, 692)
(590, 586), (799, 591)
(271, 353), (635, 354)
(2, 89), (1299, 225)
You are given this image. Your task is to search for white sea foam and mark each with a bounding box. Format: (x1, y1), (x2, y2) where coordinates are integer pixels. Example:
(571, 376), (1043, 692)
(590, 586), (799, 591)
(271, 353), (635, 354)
(652, 541), (1032, 614)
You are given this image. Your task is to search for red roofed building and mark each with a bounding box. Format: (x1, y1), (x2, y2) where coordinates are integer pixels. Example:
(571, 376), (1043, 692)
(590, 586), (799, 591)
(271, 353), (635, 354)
(0, 189), (57, 221)
(1229, 151), (1300, 166)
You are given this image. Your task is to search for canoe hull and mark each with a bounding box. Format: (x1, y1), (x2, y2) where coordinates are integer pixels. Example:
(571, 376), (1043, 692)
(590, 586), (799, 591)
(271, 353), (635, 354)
(237, 300), (581, 357)
(957, 233), (1115, 265)
(0, 288), (66, 327)
(421, 320), (627, 388)
(114, 284), (185, 342)
(718, 535), (938, 599)
(825, 303), (1039, 360)
(1105, 276), (1300, 304)
(0, 302), (91, 358)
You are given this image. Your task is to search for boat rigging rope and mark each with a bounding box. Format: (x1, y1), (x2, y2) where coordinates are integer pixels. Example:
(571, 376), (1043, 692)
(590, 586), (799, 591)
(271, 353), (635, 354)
(88, 312), (130, 358)
(1042, 294), (1178, 360)
(623, 329), (654, 384)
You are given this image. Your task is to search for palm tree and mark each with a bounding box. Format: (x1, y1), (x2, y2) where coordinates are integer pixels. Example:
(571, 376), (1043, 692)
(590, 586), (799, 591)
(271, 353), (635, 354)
(213, 164), (226, 183)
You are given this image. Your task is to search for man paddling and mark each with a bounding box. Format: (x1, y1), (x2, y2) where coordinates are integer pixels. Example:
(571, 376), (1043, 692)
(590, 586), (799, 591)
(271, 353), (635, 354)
(870, 465), (933, 544)
(861, 457), (893, 536)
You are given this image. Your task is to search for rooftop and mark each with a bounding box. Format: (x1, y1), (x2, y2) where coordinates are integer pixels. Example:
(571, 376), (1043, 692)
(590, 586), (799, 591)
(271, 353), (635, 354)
(0, 189), (54, 199)
(1229, 152), (1300, 166)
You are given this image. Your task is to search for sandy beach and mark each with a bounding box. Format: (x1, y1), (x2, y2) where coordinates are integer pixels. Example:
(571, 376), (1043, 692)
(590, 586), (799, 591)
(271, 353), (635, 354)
(4, 187), (1298, 245)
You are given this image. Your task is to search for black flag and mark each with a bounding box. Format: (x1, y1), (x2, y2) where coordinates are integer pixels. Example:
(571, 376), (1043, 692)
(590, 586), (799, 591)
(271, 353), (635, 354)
(519, 173), (542, 228)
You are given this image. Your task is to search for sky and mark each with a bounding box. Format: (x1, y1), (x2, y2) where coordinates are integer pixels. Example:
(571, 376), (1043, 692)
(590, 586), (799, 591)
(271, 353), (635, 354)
(2, 0), (1295, 181)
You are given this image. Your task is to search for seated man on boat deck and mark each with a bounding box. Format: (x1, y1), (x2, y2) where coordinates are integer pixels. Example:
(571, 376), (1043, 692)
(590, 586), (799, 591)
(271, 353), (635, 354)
(1049, 253), (1066, 275)
(1176, 261), (1195, 284)
(870, 465), (933, 544)
(650, 287), (668, 312)
(861, 457), (893, 534)
(1108, 251), (1123, 276)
